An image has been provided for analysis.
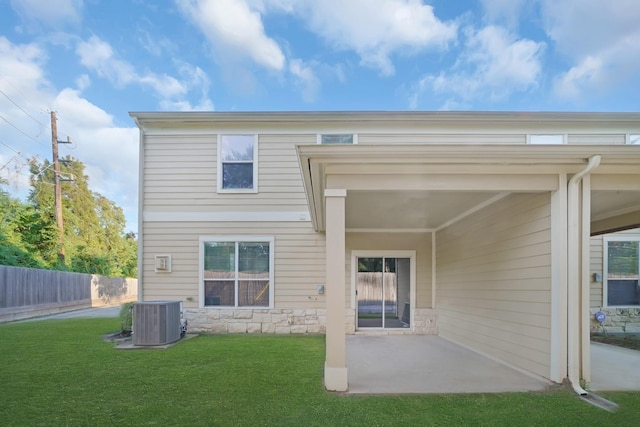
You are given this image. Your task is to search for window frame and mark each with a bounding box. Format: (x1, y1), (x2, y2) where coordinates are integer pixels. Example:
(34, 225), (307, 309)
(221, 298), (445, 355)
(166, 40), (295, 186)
(527, 134), (567, 145)
(316, 134), (358, 145)
(199, 236), (275, 309)
(628, 134), (640, 145)
(603, 235), (640, 308)
(217, 134), (258, 193)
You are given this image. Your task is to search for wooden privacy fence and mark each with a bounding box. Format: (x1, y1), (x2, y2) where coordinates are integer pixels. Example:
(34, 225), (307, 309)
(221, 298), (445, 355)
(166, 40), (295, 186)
(357, 272), (398, 314)
(0, 265), (137, 322)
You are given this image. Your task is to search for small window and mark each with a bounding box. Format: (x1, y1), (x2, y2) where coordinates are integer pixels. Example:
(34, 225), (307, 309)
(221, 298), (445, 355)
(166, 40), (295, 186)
(201, 237), (273, 308)
(217, 135), (257, 192)
(529, 134), (565, 145)
(629, 134), (640, 145)
(605, 238), (640, 306)
(318, 134), (356, 144)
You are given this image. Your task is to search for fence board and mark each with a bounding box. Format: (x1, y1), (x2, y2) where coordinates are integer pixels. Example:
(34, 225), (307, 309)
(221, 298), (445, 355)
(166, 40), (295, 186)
(0, 265), (137, 322)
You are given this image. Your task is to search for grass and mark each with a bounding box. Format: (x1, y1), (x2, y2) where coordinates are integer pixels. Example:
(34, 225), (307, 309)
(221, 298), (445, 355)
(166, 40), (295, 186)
(1, 319), (639, 426)
(591, 333), (640, 351)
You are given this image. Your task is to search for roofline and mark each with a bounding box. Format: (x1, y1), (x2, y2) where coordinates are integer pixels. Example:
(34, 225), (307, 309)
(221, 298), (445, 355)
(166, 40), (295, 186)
(129, 110), (640, 127)
(296, 143), (640, 163)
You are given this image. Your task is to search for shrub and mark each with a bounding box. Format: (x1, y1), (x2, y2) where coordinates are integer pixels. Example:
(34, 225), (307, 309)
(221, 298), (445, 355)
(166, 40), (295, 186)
(119, 302), (134, 333)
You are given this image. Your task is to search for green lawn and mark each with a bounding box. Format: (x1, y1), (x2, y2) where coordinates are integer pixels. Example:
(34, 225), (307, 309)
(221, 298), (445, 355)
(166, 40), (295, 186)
(0, 318), (638, 426)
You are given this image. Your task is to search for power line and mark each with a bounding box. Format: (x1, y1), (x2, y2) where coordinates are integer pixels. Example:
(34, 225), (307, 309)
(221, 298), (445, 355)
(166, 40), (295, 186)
(0, 88), (48, 128)
(0, 114), (46, 146)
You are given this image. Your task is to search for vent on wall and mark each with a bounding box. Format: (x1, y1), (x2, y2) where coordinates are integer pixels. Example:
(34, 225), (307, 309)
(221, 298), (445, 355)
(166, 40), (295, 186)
(133, 301), (181, 346)
(155, 255), (172, 273)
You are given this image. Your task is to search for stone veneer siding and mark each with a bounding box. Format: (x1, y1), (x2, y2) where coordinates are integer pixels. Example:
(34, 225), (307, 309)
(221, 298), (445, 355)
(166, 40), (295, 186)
(589, 308), (640, 333)
(185, 307), (439, 335)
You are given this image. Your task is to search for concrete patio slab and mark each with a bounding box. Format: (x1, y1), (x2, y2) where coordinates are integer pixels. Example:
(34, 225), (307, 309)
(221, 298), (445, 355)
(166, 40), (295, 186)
(589, 342), (640, 391)
(347, 335), (551, 394)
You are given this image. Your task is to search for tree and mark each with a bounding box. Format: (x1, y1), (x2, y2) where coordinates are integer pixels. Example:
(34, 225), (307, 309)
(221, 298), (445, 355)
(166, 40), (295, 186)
(0, 181), (52, 267)
(0, 156), (139, 277)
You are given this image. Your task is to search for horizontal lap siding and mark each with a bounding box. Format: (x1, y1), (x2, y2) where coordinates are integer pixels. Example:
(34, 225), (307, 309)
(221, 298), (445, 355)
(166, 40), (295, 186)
(359, 134), (526, 144)
(590, 235), (604, 308)
(567, 134), (625, 144)
(436, 193), (552, 379)
(143, 134), (312, 211)
(142, 133), (324, 309)
(142, 222), (325, 309)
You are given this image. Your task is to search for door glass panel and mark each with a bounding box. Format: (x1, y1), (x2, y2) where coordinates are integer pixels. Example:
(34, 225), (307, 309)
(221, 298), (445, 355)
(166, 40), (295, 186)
(357, 258), (383, 328)
(383, 258), (398, 327)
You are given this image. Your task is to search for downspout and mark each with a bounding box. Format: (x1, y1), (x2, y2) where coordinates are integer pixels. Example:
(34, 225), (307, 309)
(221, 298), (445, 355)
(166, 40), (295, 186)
(567, 155), (601, 395)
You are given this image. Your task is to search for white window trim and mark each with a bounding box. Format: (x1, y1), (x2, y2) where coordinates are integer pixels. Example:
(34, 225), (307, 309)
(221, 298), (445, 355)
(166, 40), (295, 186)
(627, 134), (640, 145)
(603, 235), (640, 308)
(527, 134), (567, 144)
(199, 236), (275, 309)
(216, 134), (258, 193)
(316, 133), (358, 144)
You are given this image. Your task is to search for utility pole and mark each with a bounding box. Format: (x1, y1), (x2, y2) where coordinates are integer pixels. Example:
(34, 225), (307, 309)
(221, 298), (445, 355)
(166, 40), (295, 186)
(50, 111), (66, 265)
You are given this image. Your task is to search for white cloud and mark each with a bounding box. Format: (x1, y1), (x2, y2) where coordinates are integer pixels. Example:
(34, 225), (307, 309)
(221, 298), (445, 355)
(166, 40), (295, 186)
(10, 0), (83, 29)
(295, 0), (458, 76)
(76, 36), (187, 99)
(75, 36), (215, 110)
(177, 0), (286, 71)
(0, 37), (139, 231)
(0, 37), (47, 91)
(177, 0), (457, 78)
(540, 0), (640, 101)
(411, 25), (544, 108)
(75, 74), (90, 91)
(289, 58), (320, 102)
(480, 0), (526, 29)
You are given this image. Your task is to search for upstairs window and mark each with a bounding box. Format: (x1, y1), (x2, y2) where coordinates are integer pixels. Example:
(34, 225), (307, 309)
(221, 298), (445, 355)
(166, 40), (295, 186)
(318, 134), (357, 144)
(217, 135), (257, 192)
(629, 134), (640, 145)
(605, 238), (640, 306)
(528, 134), (565, 144)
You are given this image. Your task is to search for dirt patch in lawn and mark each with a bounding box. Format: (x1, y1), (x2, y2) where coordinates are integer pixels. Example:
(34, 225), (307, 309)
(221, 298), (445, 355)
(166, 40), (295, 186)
(591, 333), (640, 351)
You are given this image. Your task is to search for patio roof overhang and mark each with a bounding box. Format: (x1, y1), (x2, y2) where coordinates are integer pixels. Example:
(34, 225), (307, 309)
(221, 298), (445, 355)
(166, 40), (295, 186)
(296, 144), (640, 233)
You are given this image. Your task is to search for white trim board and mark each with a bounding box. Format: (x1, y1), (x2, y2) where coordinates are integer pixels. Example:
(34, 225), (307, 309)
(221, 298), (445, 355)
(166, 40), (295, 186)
(144, 211), (311, 222)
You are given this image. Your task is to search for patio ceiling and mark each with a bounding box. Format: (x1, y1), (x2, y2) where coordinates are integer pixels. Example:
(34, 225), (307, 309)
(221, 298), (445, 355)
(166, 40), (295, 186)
(345, 190), (504, 230)
(297, 144), (640, 233)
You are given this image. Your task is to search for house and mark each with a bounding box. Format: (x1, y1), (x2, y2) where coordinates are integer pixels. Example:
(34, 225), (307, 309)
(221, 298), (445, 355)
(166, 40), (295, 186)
(130, 111), (640, 392)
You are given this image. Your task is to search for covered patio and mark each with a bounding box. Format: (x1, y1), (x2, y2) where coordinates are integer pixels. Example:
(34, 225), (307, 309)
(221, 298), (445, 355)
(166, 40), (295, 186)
(347, 335), (640, 394)
(347, 335), (550, 394)
(298, 141), (640, 393)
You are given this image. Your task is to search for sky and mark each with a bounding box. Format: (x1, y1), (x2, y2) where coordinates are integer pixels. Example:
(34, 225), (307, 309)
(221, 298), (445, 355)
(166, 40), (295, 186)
(1, 0), (639, 234)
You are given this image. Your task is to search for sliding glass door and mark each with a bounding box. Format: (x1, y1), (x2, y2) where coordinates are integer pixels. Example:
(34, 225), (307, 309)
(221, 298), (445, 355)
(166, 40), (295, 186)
(356, 257), (410, 329)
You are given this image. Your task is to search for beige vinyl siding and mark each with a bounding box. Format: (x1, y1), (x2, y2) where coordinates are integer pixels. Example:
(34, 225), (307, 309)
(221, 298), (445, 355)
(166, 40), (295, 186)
(358, 134), (526, 145)
(567, 134), (625, 145)
(142, 221), (325, 309)
(346, 232), (432, 308)
(590, 235), (604, 308)
(436, 193), (552, 379)
(143, 134), (312, 212)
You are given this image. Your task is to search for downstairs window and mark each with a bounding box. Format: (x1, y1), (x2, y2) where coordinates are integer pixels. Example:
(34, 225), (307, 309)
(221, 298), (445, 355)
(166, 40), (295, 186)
(605, 238), (640, 306)
(201, 237), (274, 308)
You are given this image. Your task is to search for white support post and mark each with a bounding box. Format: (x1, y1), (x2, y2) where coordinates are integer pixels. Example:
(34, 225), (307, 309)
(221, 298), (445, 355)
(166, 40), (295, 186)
(324, 189), (348, 391)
